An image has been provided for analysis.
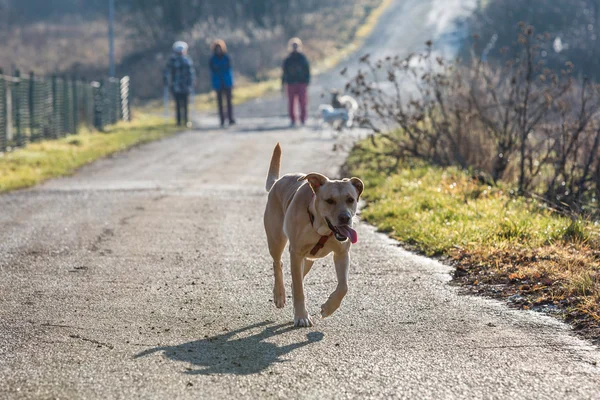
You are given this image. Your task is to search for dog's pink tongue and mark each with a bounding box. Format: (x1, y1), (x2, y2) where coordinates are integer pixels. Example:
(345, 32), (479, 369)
(337, 226), (358, 244)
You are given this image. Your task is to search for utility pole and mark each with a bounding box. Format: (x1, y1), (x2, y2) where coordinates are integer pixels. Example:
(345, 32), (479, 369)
(108, 0), (115, 77)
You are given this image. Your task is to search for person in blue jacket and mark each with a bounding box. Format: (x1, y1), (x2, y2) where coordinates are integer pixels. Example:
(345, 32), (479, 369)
(209, 40), (235, 127)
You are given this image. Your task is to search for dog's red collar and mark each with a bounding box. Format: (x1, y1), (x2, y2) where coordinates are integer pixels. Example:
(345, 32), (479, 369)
(307, 198), (333, 256)
(309, 234), (331, 256)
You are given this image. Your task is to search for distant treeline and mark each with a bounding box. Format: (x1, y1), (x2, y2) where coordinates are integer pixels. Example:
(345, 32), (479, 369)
(0, 0), (380, 98)
(119, 0), (319, 41)
(1, 0), (318, 36)
(1, 0), (104, 23)
(462, 0), (600, 80)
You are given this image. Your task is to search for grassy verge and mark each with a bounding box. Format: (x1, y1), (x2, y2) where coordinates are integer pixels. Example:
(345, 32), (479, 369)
(346, 139), (600, 343)
(0, 115), (181, 193)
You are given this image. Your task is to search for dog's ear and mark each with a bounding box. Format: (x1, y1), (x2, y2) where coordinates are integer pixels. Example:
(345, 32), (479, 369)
(350, 177), (364, 199)
(298, 173), (328, 193)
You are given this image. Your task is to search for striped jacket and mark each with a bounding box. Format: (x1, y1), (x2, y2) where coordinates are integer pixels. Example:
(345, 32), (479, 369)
(164, 54), (195, 95)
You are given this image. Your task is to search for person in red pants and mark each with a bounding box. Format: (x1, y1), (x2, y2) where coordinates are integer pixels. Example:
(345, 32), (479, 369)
(282, 38), (311, 127)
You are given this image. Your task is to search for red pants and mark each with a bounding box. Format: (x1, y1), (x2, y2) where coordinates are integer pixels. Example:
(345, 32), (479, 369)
(287, 83), (308, 123)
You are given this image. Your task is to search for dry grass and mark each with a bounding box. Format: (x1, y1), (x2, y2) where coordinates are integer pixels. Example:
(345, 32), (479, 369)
(453, 243), (600, 324)
(0, 18), (131, 75)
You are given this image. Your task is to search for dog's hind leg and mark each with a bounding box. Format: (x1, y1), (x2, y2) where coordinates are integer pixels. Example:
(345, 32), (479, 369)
(267, 227), (287, 309)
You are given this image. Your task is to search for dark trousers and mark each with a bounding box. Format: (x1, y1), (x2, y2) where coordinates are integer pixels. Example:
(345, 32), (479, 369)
(216, 87), (234, 125)
(174, 93), (189, 126)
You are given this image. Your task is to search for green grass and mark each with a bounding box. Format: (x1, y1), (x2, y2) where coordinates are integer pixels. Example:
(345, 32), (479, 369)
(0, 115), (181, 192)
(347, 142), (586, 256)
(346, 139), (600, 325)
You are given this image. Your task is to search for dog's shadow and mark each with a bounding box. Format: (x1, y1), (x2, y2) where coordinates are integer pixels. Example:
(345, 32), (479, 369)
(134, 321), (324, 375)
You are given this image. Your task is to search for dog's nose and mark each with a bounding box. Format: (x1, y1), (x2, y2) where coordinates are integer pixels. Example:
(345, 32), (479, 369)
(338, 214), (351, 225)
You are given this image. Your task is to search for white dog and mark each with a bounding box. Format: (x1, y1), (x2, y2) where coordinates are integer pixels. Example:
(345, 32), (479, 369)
(263, 143), (364, 327)
(318, 93), (359, 130)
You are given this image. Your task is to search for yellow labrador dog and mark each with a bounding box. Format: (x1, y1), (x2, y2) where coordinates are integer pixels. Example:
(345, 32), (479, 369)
(264, 143), (364, 327)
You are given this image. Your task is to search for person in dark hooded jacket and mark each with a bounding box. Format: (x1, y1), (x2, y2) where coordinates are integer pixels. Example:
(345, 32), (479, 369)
(282, 37), (310, 126)
(163, 41), (195, 126)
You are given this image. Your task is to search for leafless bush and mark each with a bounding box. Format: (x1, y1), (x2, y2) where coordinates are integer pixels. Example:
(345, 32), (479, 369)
(347, 24), (600, 215)
(540, 82), (600, 212)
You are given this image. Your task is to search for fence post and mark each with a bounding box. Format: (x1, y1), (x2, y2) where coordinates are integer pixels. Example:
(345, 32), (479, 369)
(126, 77), (131, 121)
(29, 71), (35, 141)
(81, 79), (89, 127)
(51, 75), (57, 138)
(93, 80), (104, 132)
(63, 76), (69, 135)
(14, 69), (22, 147)
(120, 76), (130, 122)
(72, 76), (78, 134)
(116, 79), (122, 122)
(110, 78), (117, 124)
(107, 79), (113, 125)
(0, 68), (5, 152)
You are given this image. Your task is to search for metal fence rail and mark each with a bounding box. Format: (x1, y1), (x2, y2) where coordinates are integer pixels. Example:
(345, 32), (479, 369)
(0, 70), (130, 153)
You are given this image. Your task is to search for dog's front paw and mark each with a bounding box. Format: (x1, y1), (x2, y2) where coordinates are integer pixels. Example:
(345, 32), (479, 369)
(320, 302), (335, 318)
(273, 286), (286, 308)
(320, 287), (348, 318)
(320, 298), (342, 318)
(294, 313), (313, 328)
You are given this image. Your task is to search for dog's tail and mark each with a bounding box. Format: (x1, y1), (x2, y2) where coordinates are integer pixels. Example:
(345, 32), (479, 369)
(339, 95), (358, 112)
(266, 143), (282, 192)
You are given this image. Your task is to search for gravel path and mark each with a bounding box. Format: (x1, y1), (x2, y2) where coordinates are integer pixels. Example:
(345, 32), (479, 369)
(1, 1), (599, 398)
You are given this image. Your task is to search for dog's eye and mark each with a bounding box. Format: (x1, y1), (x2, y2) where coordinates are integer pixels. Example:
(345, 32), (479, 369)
(347, 198), (355, 204)
(326, 198), (336, 205)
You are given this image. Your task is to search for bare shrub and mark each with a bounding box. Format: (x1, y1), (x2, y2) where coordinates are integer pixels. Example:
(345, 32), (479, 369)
(347, 24), (600, 215)
(540, 82), (600, 212)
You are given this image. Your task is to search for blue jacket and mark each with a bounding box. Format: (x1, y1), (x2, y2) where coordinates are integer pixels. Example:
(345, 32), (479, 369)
(164, 54), (195, 95)
(209, 54), (234, 90)
(208, 54), (233, 90)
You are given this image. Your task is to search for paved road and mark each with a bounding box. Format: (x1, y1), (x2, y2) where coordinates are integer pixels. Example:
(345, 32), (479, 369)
(2, 1), (600, 399)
